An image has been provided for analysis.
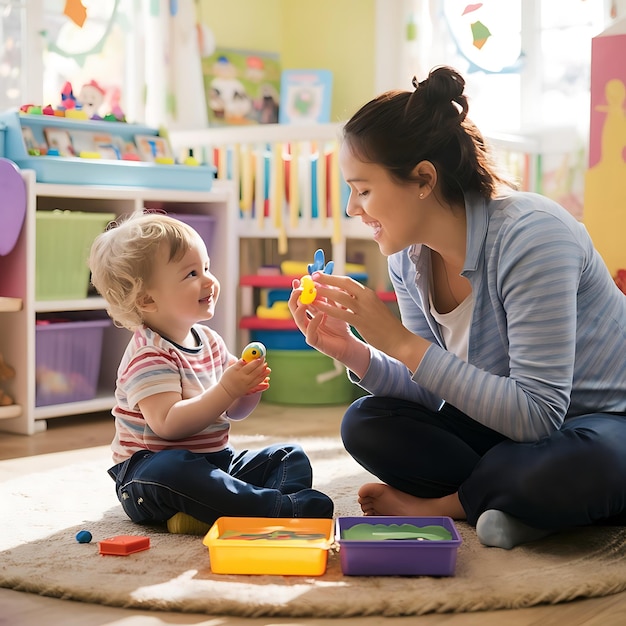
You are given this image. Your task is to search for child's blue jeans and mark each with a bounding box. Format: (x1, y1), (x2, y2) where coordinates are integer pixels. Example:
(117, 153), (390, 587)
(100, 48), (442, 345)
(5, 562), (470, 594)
(108, 443), (333, 526)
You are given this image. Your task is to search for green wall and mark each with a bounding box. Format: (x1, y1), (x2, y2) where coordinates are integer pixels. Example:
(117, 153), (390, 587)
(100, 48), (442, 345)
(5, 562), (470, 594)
(197, 0), (376, 121)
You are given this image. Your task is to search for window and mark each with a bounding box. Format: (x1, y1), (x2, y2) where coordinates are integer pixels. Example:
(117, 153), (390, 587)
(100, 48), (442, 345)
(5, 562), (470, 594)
(41, 0), (132, 120)
(3, 1), (206, 129)
(0, 1), (136, 119)
(400, 0), (609, 216)
(427, 0), (607, 134)
(0, 0), (27, 112)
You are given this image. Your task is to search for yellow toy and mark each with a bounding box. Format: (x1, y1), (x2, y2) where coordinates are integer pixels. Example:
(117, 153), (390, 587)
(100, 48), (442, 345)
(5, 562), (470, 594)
(241, 341), (267, 363)
(299, 275), (317, 304)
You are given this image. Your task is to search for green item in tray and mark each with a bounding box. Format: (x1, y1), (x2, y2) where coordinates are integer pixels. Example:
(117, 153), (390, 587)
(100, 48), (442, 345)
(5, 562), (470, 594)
(342, 523), (453, 541)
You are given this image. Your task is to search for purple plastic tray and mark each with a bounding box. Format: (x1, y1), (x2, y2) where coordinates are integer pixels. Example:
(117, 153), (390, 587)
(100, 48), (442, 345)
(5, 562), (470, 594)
(336, 516), (462, 576)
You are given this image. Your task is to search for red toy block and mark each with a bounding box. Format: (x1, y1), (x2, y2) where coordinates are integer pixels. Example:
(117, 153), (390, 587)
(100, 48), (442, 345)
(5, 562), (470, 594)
(98, 535), (150, 556)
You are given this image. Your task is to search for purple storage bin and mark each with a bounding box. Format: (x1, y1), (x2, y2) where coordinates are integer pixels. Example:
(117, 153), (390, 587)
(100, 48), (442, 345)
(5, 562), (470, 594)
(35, 318), (110, 406)
(169, 213), (216, 252)
(336, 516), (462, 576)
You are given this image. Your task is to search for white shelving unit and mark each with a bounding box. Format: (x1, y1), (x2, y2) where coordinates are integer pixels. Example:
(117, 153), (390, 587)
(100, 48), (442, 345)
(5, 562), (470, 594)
(0, 172), (238, 435)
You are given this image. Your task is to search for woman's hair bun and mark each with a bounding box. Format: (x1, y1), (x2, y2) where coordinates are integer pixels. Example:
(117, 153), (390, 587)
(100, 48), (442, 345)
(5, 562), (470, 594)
(412, 66), (467, 117)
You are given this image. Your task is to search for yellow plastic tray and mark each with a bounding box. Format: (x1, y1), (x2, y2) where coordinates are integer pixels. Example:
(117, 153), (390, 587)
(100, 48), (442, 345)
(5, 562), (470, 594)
(203, 517), (334, 576)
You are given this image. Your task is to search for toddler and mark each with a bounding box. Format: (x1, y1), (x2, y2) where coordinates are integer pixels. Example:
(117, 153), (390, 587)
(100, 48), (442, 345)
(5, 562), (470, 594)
(89, 212), (333, 535)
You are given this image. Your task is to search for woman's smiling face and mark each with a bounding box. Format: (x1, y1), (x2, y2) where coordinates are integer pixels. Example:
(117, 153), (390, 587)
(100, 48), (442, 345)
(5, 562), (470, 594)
(339, 141), (428, 256)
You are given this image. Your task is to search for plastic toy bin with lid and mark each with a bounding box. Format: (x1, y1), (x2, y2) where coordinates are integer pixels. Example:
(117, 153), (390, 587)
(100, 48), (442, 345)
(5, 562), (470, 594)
(35, 318), (110, 406)
(336, 516), (462, 576)
(203, 517), (334, 575)
(261, 349), (354, 405)
(35, 210), (115, 300)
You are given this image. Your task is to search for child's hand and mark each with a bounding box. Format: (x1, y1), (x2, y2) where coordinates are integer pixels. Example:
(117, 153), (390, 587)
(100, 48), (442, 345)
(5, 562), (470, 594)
(245, 378), (270, 395)
(219, 357), (271, 399)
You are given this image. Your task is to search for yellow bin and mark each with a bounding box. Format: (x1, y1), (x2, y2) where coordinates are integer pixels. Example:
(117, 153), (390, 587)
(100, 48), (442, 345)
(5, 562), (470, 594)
(203, 517), (334, 575)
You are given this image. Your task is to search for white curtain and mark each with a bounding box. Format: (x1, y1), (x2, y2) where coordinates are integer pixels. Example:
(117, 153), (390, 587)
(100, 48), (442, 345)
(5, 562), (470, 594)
(142, 0), (208, 130)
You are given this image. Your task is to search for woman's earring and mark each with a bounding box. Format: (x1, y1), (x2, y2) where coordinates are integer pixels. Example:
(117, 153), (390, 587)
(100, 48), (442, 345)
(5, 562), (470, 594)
(419, 193), (424, 199)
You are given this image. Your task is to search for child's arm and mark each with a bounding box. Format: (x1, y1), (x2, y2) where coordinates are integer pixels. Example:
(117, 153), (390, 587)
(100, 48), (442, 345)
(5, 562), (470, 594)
(138, 358), (270, 440)
(224, 389), (264, 420)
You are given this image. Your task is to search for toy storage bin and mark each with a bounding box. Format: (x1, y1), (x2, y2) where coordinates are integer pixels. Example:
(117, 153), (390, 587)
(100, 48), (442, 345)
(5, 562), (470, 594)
(35, 317), (110, 406)
(35, 210), (115, 300)
(336, 516), (462, 576)
(203, 517), (334, 575)
(168, 213), (216, 252)
(262, 349), (354, 405)
(250, 329), (311, 351)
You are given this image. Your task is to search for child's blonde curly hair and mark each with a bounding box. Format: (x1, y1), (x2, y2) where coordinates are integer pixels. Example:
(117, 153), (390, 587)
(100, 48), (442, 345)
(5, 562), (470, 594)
(89, 212), (197, 330)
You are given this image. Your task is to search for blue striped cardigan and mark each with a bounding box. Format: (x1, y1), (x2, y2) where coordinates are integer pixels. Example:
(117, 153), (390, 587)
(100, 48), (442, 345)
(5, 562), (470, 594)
(354, 191), (626, 442)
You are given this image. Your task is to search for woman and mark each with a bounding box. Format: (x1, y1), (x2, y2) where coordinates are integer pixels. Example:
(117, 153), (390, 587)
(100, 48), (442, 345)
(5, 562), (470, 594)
(288, 66), (626, 549)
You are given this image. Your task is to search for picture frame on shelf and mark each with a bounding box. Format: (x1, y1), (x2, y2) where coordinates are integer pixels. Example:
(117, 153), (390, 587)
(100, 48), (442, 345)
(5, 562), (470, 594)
(134, 134), (173, 162)
(43, 127), (75, 156)
(70, 130), (119, 158)
(21, 126), (39, 153)
(94, 137), (123, 160)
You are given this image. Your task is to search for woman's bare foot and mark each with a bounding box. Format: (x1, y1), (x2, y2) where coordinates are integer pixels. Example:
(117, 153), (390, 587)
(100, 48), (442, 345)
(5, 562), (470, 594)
(357, 483), (466, 519)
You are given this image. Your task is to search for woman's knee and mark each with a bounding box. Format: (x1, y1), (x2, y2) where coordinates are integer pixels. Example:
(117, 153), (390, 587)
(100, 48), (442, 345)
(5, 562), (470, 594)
(340, 397), (387, 456)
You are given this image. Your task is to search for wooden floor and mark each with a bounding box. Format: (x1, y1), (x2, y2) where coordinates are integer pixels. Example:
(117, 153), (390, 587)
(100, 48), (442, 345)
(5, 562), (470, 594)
(2, 404), (626, 626)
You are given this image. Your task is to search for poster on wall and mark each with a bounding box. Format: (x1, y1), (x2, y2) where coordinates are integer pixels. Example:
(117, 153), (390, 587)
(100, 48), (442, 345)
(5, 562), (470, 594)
(583, 21), (626, 278)
(201, 48), (281, 126)
(278, 69), (333, 125)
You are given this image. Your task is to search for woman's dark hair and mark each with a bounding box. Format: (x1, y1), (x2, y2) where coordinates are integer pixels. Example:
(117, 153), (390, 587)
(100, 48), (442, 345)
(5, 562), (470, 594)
(342, 66), (515, 202)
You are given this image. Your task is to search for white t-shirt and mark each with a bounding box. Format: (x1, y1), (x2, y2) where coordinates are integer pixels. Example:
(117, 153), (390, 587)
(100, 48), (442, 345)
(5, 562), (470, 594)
(429, 293), (474, 362)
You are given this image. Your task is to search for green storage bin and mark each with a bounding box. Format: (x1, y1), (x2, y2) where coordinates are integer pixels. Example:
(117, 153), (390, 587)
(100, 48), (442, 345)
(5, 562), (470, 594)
(36, 210), (115, 300)
(262, 349), (354, 406)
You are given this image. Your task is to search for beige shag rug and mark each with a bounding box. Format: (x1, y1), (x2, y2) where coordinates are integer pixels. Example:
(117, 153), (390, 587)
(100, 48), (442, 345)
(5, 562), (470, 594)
(2, 434), (626, 618)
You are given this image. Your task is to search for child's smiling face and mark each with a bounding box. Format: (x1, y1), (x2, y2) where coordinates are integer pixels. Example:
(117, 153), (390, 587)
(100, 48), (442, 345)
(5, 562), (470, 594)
(141, 232), (220, 343)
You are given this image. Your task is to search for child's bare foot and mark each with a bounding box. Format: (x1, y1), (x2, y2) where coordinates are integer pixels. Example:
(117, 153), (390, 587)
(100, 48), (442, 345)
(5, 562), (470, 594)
(357, 483), (466, 519)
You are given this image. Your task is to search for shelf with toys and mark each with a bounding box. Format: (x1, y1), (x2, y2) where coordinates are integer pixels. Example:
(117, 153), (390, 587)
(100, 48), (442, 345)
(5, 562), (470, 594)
(0, 164), (239, 435)
(0, 110), (215, 191)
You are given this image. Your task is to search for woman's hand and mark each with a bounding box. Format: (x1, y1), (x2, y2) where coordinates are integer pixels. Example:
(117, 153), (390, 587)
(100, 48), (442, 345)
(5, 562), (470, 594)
(288, 276), (359, 363)
(309, 273), (425, 370)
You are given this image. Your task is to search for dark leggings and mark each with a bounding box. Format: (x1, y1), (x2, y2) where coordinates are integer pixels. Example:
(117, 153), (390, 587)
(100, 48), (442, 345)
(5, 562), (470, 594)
(341, 396), (626, 529)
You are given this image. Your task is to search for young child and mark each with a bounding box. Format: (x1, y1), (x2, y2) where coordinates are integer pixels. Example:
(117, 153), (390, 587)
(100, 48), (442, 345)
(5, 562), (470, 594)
(89, 213), (333, 535)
